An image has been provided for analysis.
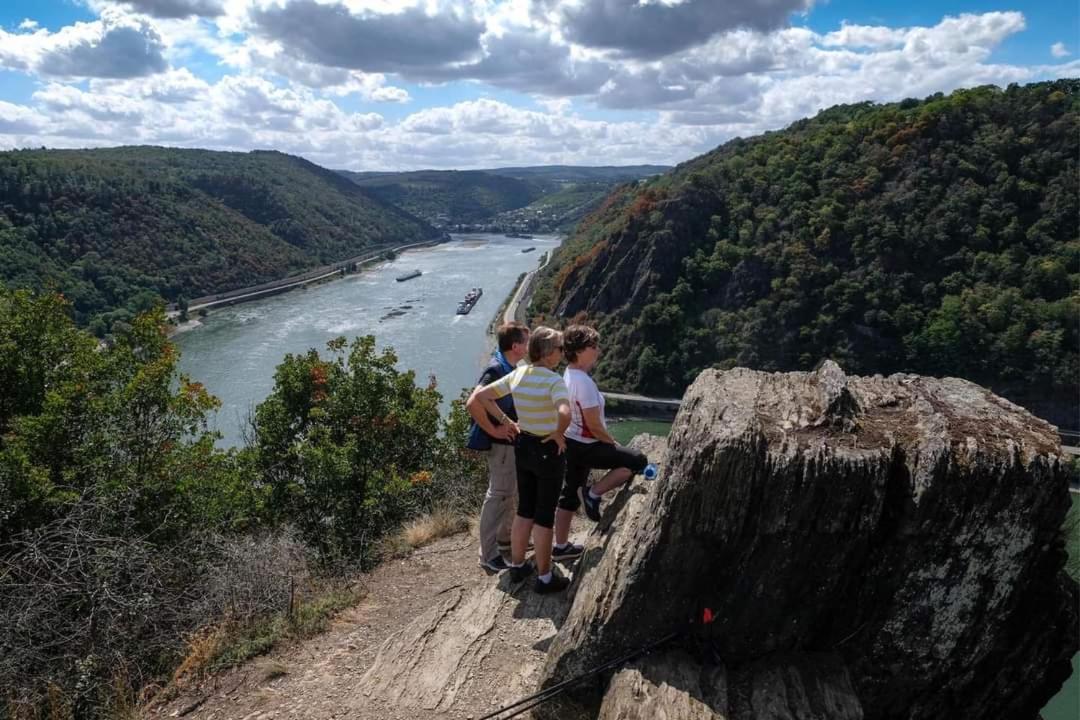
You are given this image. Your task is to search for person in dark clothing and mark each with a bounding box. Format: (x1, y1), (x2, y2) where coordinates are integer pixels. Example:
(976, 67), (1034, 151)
(468, 322), (530, 572)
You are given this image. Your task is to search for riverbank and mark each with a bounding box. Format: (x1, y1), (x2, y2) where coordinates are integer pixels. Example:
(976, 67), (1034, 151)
(484, 241), (557, 343)
(167, 317), (203, 336)
(505, 248), (555, 325)
(166, 239), (447, 337)
(487, 272), (526, 338)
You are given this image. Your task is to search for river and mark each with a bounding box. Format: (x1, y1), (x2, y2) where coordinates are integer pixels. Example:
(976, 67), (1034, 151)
(175, 233), (561, 447)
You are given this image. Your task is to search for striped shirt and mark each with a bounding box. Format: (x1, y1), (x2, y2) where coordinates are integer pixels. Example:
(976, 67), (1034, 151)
(488, 365), (569, 436)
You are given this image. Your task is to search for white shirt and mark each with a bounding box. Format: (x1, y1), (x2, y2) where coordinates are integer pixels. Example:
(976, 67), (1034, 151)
(564, 367), (605, 444)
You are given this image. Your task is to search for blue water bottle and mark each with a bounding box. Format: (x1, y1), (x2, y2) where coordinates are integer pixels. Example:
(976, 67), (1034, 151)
(642, 463), (659, 481)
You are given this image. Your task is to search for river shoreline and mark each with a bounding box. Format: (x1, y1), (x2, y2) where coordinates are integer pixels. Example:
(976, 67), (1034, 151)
(484, 241), (560, 343)
(165, 239), (448, 336)
(166, 240), (451, 338)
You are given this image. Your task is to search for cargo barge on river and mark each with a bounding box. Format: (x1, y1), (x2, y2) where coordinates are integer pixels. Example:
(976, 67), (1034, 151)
(456, 287), (483, 315)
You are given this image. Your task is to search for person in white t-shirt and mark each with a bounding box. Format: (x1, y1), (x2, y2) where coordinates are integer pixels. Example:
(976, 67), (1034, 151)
(553, 325), (649, 550)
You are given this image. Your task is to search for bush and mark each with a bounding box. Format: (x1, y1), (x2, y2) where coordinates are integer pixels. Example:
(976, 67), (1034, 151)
(0, 290), (259, 716)
(0, 494), (205, 716)
(250, 335), (445, 562)
(0, 291), (490, 717)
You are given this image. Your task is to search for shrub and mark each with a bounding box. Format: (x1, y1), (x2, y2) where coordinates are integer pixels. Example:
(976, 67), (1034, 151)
(0, 291), (490, 717)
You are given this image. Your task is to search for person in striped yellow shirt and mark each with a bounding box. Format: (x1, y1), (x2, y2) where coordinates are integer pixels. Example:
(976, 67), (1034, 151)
(467, 326), (572, 594)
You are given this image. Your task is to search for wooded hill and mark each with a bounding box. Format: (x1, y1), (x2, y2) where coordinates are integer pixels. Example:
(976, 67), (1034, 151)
(485, 164), (669, 183)
(0, 147), (440, 334)
(530, 80), (1079, 425)
(340, 169), (543, 225)
(339, 164), (669, 227)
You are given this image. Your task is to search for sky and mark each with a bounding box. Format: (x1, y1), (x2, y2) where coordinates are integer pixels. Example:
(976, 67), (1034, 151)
(0, 0), (1076, 170)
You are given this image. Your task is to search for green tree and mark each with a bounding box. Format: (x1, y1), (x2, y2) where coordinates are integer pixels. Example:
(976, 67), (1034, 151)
(252, 335), (443, 561)
(0, 289), (254, 543)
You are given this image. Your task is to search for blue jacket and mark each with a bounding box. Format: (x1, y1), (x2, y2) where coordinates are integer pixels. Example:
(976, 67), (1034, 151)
(466, 350), (518, 451)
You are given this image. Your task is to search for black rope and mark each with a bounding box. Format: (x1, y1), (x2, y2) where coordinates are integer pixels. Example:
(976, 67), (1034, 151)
(478, 630), (682, 720)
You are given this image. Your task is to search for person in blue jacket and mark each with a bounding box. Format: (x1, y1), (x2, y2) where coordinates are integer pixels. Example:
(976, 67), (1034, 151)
(469, 322), (530, 572)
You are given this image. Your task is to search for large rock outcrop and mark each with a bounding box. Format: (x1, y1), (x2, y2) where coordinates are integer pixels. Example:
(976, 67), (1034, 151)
(539, 362), (1077, 719)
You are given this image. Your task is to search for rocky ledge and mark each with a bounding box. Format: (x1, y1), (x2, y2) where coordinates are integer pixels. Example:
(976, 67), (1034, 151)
(538, 361), (1077, 719)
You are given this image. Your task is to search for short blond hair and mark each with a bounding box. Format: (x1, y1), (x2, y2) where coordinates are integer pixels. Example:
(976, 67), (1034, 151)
(528, 326), (563, 363)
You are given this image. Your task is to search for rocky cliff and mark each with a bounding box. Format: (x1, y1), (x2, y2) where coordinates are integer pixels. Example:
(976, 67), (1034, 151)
(538, 361), (1077, 719)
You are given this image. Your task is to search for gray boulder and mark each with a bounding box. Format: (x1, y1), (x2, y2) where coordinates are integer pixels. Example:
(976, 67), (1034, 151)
(539, 362), (1077, 719)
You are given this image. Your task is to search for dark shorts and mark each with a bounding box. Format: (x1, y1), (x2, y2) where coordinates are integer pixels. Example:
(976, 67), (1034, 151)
(514, 433), (566, 529)
(558, 438), (648, 511)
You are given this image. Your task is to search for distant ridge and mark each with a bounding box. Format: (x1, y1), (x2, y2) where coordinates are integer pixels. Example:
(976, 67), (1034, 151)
(483, 165), (670, 182)
(338, 164), (669, 229)
(339, 168), (541, 224)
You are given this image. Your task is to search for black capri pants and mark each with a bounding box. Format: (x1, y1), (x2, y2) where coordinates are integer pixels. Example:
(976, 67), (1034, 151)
(558, 438), (648, 511)
(514, 433), (566, 529)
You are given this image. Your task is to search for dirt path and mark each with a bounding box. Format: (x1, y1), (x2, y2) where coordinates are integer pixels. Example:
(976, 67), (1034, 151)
(151, 521), (589, 720)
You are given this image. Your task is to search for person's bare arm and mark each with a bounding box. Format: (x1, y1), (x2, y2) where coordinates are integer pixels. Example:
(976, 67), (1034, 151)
(580, 405), (616, 444)
(467, 385), (519, 440)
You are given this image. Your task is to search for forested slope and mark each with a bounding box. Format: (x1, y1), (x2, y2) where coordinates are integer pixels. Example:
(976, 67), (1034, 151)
(339, 165), (669, 228)
(0, 147), (439, 333)
(530, 80), (1079, 424)
(340, 169), (544, 224)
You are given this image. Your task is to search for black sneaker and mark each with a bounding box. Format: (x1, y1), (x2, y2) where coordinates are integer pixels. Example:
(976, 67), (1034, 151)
(534, 572), (571, 594)
(579, 488), (602, 522)
(552, 542), (584, 560)
(480, 556), (511, 573)
(509, 559), (535, 583)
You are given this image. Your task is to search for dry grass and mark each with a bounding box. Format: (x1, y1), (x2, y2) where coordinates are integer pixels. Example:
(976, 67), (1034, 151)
(106, 670), (139, 720)
(148, 586), (360, 711)
(172, 628), (226, 687)
(384, 507), (473, 557)
(46, 684), (70, 720)
(401, 508), (470, 550)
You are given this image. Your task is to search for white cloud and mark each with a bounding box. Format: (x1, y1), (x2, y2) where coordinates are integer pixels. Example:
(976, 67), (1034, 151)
(1051, 42), (1070, 58)
(89, 68), (210, 102)
(0, 75), (714, 169)
(0, 100), (49, 134)
(117, 0), (225, 18)
(17, 19), (39, 31)
(217, 36), (412, 102)
(0, 7), (168, 79)
(537, 97), (572, 115)
(821, 22), (907, 49)
(594, 12), (1038, 132)
(0, 4), (1075, 170)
